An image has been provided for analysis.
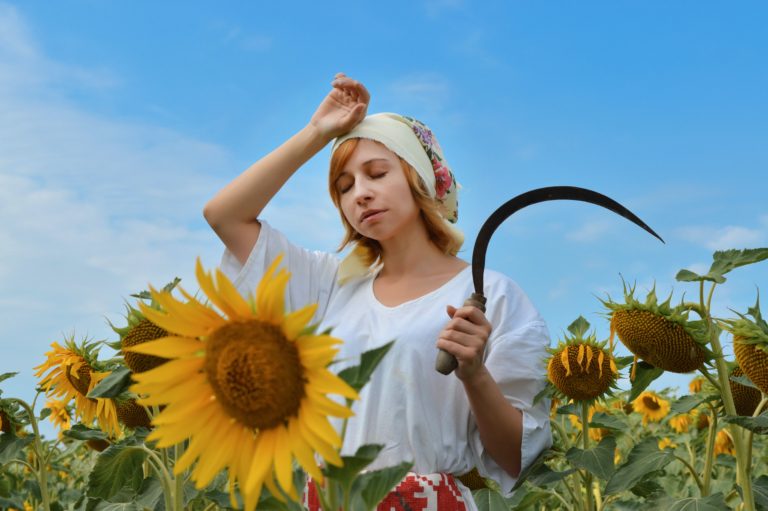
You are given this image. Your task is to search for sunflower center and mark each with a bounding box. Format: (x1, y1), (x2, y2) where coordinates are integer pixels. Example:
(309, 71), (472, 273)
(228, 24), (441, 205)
(642, 395), (661, 411)
(205, 319), (305, 429)
(66, 364), (92, 396)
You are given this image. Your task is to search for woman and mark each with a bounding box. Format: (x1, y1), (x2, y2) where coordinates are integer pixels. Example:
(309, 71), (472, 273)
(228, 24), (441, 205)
(203, 73), (552, 509)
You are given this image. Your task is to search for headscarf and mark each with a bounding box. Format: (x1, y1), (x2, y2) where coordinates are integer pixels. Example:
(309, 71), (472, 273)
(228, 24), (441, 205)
(330, 113), (462, 284)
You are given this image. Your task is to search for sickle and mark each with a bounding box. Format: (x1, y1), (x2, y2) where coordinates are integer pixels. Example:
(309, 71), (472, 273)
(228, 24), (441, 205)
(435, 185), (665, 375)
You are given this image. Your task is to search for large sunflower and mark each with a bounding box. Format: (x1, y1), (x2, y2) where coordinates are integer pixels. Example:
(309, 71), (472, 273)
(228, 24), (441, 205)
(723, 298), (768, 395)
(34, 339), (120, 437)
(126, 256), (357, 511)
(632, 391), (670, 425)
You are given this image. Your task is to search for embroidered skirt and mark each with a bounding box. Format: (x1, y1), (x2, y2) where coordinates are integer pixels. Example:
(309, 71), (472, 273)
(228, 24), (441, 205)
(303, 472), (469, 511)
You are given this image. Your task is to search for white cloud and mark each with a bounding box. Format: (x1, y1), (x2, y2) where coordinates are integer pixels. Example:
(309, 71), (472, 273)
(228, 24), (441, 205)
(388, 73), (451, 113)
(565, 218), (619, 243)
(676, 224), (766, 251)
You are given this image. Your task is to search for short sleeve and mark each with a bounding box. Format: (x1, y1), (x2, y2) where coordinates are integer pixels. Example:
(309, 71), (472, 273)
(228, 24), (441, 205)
(219, 220), (340, 322)
(467, 276), (553, 495)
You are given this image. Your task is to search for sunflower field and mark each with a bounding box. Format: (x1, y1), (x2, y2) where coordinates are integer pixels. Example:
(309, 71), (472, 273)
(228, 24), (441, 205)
(1, 248), (767, 511)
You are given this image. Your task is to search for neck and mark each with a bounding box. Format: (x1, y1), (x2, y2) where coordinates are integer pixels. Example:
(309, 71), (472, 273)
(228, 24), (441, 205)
(377, 219), (459, 279)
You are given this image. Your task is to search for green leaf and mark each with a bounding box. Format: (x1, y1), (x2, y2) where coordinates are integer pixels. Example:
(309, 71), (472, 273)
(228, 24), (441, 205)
(86, 500), (144, 511)
(525, 463), (576, 488)
(64, 424), (109, 441)
(506, 486), (551, 508)
(566, 436), (616, 480)
(676, 269), (707, 283)
(511, 448), (562, 490)
(670, 394), (717, 415)
(731, 374), (759, 390)
(86, 443), (147, 500)
(631, 478), (665, 499)
(753, 475), (768, 510)
(555, 403), (581, 417)
(627, 361), (664, 402)
(338, 341), (395, 393)
(0, 433), (33, 464)
(708, 248), (768, 281)
(0, 498), (25, 510)
(0, 373), (18, 384)
(39, 407), (52, 421)
(722, 412), (768, 435)
(88, 366), (132, 398)
(589, 412), (627, 432)
(567, 316), (591, 338)
(666, 493), (727, 511)
(604, 438), (675, 495)
(134, 477), (164, 510)
(324, 444), (383, 487)
(472, 488), (510, 511)
(350, 461), (413, 511)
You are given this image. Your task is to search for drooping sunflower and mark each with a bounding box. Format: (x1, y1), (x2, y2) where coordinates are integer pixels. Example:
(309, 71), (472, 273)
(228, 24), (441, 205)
(602, 282), (710, 376)
(0, 409), (14, 434)
(729, 365), (762, 416)
(723, 298), (768, 395)
(688, 376), (705, 394)
(632, 390), (670, 425)
(46, 398), (72, 436)
(546, 316), (619, 403)
(658, 437), (677, 450)
(668, 413), (694, 434)
(567, 402), (612, 441)
(115, 398), (152, 429)
(34, 338), (121, 437)
(714, 429), (735, 456)
(126, 256), (358, 511)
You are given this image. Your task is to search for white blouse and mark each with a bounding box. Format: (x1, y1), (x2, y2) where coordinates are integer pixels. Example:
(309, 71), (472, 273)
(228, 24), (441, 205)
(220, 221), (552, 505)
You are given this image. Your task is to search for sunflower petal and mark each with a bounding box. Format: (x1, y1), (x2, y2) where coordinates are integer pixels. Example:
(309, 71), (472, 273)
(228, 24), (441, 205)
(282, 303), (318, 340)
(139, 301), (208, 338)
(305, 369), (359, 400)
(123, 336), (203, 358)
(245, 428), (276, 495)
(215, 267), (254, 318)
(196, 258), (240, 320)
(272, 426), (295, 498)
(288, 418), (323, 482)
(306, 390), (354, 418)
(300, 402), (341, 447)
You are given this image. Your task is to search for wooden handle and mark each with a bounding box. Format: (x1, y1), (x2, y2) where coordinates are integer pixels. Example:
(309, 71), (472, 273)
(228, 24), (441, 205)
(435, 293), (487, 375)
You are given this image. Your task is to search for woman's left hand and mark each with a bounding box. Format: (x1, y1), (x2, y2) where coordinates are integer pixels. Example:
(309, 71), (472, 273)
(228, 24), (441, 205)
(437, 305), (493, 383)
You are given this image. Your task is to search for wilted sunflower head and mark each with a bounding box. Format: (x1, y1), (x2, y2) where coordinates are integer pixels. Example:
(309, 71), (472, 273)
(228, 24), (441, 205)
(45, 399), (72, 436)
(546, 316), (619, 403)
(0, 406), (18, 434)
(110, 282), (179, 374)
(668, 413), (694, 434)
(728, 364), (762, 416)
(658, 437), (677, 450)
(632, 390), (670, 425)
(601, 281), (710, 375)
(115, 399), (152, 429)
(127, 256), (359, 511)
(723, 296), (768, 395)
(33, 337), (121, 437)
(714, 429), (735, 456)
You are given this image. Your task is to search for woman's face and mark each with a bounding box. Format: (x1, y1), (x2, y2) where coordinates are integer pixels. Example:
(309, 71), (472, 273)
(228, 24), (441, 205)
(333, 139), (420, 242)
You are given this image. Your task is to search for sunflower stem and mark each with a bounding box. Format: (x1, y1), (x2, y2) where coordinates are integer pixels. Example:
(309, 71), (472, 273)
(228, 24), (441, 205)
(672, 454), (704, 492)
(546, 488), (574, 510)
(746, 395), (768, 476)
(698, 365), (721, 392)
(581, 401), (594, 511)
(551, 417), (571, 450)
(700, 280), (755, 510)
(174, 443), (184, 511)
(702, 403), (717, 496)
(9, 396), (51, 511)
(142, 446), (175, 510)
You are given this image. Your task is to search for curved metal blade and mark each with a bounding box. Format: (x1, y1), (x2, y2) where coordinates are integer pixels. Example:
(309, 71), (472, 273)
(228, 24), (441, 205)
(471, 186), (665, 294)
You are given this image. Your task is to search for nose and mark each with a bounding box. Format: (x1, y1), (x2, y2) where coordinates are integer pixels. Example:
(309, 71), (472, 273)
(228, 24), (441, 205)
(351, 179), (374, 204)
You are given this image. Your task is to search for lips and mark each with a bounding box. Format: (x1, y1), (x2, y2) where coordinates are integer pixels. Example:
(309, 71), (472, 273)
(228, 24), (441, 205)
(360, 209), (386, 223)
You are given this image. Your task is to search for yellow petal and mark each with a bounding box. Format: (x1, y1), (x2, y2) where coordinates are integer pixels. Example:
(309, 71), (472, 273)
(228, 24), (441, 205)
(192, 419), (241, 487)
(272, 426), (295, 497)
(152, 392), (213, 425)
(123, 336), (203, 358)
(257, 270), (289, 324)
(131, 358), (203, 385)
(577, 344), (585, 370)
(149, 289), (221, 334)
(214, 267), (254, 318)
(196, 258), (240, 320)
(298, 417), (342, 467)
(306, 390), (354, 418)
(561, 348), (571, 377)
(300, 402), (341, 447)
(282, 303), (318, 340)
(138, 301), (209, 338)
(244, 428), (276, 495)
(296, 334), (342, 351)
(288, 418), (323, 482)
(305, 369), (358, 400)
(586, 346), (594, 372)
(598, 351), (605, 378)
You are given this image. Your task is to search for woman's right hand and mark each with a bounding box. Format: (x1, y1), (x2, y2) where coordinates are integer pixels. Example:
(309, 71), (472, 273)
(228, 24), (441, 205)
(310, 72), (370, 141)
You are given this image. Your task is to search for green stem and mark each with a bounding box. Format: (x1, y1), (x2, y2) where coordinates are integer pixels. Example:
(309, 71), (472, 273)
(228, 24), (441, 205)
(702, 404), (717, 496)
(142, 446), (175, 511)
(551, 418), (571, 450)
(581, 401), (594, 511)
(699, 282), (754, 510)
(174, 443), (184, 511)
(10, 397), (51, 511)
(746, 396), (768, 475)
(546, 489), (573, 510)
(698, 365), (721, 392)
(673, 454), (704, 492)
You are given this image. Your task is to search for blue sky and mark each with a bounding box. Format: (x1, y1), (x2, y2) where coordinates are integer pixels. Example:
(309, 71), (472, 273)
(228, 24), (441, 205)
(1, 1), (766, 438)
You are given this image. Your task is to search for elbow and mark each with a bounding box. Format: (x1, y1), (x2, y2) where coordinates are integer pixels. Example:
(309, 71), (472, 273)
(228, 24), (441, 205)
(203, 200), (222, 230)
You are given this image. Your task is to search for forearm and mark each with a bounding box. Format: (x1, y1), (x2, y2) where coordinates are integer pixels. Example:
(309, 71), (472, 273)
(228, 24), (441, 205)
(203, 123), (330, 228)
(463, 368), (523, 478)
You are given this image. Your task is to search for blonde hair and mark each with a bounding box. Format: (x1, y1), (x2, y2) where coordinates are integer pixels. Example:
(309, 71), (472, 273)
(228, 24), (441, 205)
(328, 138), (461, 267)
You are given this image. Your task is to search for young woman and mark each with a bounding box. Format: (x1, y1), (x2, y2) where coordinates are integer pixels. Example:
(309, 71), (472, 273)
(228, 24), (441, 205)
(204, 73), (552, 509)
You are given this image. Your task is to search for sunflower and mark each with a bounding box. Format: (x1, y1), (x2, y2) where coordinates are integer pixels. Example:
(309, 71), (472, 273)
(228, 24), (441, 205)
(658, 437), (677, 450)
(668, 413), (693, 434)
(632, 391), (670, 425)
(723, 298), (768, 395)
(729, 365), (762, 416)
(0, 409), (13, 434)
(126, 256), (358, 510)
(568, 402), (612, 441)
(714, 429), (735, 456)
(688, 376), (705, 394)
(34, 338), (121, 437)
(602, 282), (709, 375)
(46, 398), (72, 436)
(115, 399), (152, 429)
(546, 317), (619, 403)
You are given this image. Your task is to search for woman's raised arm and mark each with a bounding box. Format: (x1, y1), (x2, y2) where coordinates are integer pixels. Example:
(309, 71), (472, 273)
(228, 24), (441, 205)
(203, 73), (369, 265)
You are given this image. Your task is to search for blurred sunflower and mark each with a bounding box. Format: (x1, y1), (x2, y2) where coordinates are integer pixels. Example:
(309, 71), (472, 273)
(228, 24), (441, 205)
(34, 338), (120, 437)
(568, 402), (612, 442)
(688, 376), (705, 394)
(714, 429), (735, 456)
(668, 413), (693, 434)
(632, 391), (670, 425)
(658, 437), (677, 450)
(46, 398), (72, 436)
(723, 298), (768, 395)
(127, 256), (358, 511)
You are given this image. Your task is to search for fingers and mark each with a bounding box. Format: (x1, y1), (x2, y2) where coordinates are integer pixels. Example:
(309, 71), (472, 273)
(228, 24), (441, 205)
(331, 74), (369, 103)
(445, 305), (492, 335)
